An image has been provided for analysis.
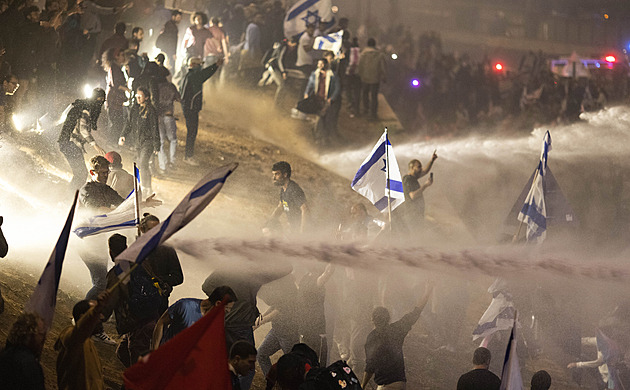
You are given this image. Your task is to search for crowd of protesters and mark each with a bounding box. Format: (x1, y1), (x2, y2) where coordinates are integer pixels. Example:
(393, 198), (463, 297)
(2, 0), (630, 387)
(372, 27), (630, 135)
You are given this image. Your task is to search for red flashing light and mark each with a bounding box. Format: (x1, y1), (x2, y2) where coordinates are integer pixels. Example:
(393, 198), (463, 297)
(605, 55), (616, 62)
(495, 63), (503, 71)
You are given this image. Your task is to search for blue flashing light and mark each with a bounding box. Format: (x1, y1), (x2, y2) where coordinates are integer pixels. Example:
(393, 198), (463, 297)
(411, 79), (420, 88)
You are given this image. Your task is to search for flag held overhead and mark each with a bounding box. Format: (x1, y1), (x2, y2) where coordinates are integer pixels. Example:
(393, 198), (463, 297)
(351, 130), (405, 213)
(114, 163), (238, 279)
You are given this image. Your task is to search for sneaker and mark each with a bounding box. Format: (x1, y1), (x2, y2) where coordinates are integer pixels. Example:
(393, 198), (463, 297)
(183, 157), (199, 166)
(92, 331), (117, 345)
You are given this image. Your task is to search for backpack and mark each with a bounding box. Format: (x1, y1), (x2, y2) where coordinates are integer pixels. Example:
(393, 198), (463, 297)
(127, 264), (167, 322)
(299, 360), (361, 390)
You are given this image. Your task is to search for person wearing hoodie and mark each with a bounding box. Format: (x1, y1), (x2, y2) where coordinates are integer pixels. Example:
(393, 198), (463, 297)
(357, 38), (386, 120)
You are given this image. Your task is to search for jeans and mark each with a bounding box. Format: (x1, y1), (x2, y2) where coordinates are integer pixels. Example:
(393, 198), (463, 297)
(362, 82), (380, 118)
(77, 235), (108, 300)
(257, 327), (299, 375)
(158, 115), (177, 170)
(269, 68), (285, 106)
(59, 141), (87, 191)
(183, 108), (199, 158)
(226, 326), (256, 390)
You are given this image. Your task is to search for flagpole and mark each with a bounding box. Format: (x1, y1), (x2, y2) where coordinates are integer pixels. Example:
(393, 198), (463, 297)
(106, 263), (139, 294)
(385, 128), (392, 230)
(133, 162), (141, 238)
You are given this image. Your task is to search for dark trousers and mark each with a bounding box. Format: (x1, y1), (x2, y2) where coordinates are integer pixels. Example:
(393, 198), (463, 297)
(346, 74), (361, 114)
(107, 107), (125, 145)
(59, 141), (87, 191)
(183, 108), (199, 158)
(362, 82), (380, 118)
(116, 320), (156, 368)
(314, 99), (340, 145)
(137, 146), (154, 194)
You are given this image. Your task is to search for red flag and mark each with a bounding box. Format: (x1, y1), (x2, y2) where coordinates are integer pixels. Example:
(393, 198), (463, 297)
(124, 302), (232, 390)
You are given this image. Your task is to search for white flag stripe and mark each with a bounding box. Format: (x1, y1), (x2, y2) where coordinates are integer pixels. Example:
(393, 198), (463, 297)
(517, 131), (551, 243)
(473, 280), (516, 341)
(284, 0), (334, 38)
(25, 191), (79, 330)
(351, 131), (404, 212)
(73, 167), (141, 238)
(313, 30), (343, 54)
(114, 163), (238, 280)
(500, 317), (524, 390)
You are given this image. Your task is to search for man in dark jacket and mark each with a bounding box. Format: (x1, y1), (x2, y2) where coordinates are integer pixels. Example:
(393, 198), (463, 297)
(179, 56), (223, 166)
(58, 87), (107, 191)
(119, 86), (160, 195)
(156, 9), (182, 71)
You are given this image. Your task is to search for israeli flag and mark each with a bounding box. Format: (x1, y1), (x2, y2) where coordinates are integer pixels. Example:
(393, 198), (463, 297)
(284, 0), (334, 39)
(351, 131), (404, 212)
(473, 279), (516, 341)
(500, 315), (524, 390)
(114, 163), (238, 280)
(25, 191), (78, 330)
(313, 30), (343, 55)
(517, 131), (551, 243)
(73, 166), (141, 238)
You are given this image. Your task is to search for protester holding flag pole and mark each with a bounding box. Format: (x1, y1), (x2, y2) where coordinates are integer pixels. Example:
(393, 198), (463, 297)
(112, 163), (238, 284)
(351, 128), (405, 227)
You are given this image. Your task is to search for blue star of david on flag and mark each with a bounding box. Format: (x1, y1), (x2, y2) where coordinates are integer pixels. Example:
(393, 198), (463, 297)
(284, 0), (334, 38)
(301, 9), (321, 25)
